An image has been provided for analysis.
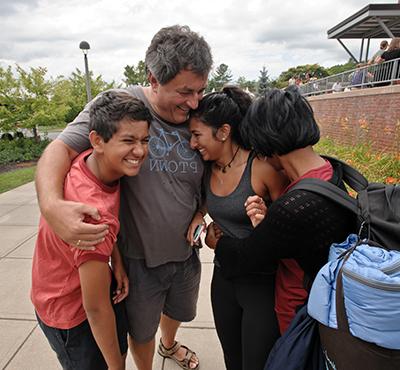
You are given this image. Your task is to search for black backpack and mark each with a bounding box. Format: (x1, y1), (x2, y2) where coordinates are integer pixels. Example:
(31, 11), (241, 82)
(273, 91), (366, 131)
(291, 156), (400, 251)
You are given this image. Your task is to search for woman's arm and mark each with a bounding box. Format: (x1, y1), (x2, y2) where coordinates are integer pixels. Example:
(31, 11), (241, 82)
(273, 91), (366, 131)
(213, 189), (355, 279)
(213, 194), (311, 278)
(212, 214), (284, 277)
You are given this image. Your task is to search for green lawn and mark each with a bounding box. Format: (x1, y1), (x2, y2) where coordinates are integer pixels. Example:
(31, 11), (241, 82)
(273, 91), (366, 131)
(0, 166), (36, 194)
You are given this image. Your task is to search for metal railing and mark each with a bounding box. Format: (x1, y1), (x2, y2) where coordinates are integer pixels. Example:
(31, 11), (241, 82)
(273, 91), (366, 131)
(299, 57), (400, 96)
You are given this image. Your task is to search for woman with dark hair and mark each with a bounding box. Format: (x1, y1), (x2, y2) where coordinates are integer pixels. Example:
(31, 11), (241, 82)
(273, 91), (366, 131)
(205, 86), (356, 336)
(188, 86), (288, 370)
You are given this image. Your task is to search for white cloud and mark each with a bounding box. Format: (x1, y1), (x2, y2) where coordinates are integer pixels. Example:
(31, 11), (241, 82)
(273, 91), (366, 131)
(0, 0), (395, 82)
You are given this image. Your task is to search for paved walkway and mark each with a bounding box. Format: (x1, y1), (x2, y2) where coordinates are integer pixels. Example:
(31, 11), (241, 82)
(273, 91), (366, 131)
(0, 182), (224, 369)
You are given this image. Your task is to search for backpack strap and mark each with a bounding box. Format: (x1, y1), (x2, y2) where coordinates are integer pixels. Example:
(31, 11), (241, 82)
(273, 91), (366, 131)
(321, 155), (368, 192)
(357, 189), (371, 238)
(290, 178), (360, 216)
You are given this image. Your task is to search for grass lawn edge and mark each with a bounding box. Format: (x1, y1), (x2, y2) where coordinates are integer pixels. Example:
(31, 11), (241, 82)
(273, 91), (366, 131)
(0, 166), (36, 194)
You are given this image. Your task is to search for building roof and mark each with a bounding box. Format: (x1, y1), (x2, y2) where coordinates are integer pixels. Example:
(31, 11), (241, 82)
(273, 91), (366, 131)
(327, 3), (400, 39)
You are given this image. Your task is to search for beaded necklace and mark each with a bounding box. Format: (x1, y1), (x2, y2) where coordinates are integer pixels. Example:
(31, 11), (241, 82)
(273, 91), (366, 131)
(214, 146), (240, 173)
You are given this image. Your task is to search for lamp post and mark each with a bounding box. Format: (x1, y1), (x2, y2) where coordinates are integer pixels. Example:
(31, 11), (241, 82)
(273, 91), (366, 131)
(79, 41), (92, 102)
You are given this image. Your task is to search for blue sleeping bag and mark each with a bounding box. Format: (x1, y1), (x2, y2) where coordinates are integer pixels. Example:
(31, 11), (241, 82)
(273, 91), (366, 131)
(308, 234), (400, 350)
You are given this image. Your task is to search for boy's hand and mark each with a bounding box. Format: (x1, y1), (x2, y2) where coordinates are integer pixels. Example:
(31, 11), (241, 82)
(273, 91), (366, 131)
(111, 259), (129, 304)
(112, 272), (129, 304)
(244, 195), (267, 228)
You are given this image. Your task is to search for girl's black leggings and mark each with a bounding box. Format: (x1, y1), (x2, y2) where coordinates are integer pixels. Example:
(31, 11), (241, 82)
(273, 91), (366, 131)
(211, 266), (279, 370)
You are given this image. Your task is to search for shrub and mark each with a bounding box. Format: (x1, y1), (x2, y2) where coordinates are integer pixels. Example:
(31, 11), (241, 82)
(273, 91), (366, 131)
(0, 137), (50, 165)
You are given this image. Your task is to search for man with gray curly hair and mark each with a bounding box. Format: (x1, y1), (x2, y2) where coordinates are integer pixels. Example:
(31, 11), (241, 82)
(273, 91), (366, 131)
(35, 25), (212, 370)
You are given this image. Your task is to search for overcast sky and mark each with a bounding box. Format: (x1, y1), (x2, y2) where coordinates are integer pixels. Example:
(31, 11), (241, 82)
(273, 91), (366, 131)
(1, 0), (396, 84)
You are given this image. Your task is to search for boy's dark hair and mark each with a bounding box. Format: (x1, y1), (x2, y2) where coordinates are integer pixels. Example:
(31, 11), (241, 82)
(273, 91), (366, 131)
(89, 90), (152, 142)
(190, 86), (252, 148)
(145, 25), (213, 85)
(239, 86), (320, 157)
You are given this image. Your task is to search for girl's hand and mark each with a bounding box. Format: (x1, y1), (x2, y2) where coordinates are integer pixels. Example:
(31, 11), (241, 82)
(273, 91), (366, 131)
(245, 195), (267, 228)
(205, 222), (223, 250)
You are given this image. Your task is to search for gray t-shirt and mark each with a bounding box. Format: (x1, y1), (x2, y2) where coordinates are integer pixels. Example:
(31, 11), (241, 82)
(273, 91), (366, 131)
(58, 86), (204, 267)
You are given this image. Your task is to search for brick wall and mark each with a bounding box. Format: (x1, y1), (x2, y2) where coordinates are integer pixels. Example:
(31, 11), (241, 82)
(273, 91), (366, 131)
(307, 85), (400, 153)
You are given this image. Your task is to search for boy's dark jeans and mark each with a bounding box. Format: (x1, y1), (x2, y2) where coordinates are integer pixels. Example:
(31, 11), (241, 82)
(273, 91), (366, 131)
(36, 300), (128, 370)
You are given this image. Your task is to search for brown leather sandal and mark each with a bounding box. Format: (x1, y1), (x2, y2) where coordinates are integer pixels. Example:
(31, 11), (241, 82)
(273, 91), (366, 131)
(157, 339), (199, 369)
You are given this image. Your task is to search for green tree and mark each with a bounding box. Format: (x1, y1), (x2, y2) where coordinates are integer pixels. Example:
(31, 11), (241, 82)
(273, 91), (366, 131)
(123, 60), (148, 87)
(0, 65), (20, 133)
(276, 64), (328, 87)
(62, 68), (116, 123)
(0, 65), (68, 140)
(269, 78), (282, 89)
(1, 65), (117, 139)
(207, 63), (233, 92)
(17, 65), (69, 139)
(326, 59), (357, 76)
(257, 66), (270, 95)
(236, 76), (257, 94)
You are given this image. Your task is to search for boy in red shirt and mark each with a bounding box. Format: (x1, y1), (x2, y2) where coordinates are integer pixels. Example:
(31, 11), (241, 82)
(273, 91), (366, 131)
(31, 90), (152, 370)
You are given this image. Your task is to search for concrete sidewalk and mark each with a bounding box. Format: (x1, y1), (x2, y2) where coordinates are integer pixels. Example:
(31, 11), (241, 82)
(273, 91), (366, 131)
(0, 182), (224, 370)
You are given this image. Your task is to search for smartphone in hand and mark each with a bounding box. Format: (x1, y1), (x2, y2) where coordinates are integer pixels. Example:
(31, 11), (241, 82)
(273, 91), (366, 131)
(193, 224), (205, 247)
